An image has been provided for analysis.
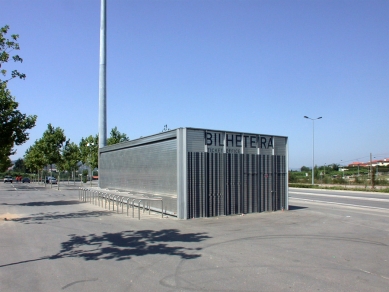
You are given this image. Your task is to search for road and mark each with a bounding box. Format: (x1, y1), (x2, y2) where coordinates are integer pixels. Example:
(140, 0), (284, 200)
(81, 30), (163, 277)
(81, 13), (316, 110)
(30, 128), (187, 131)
(289, 187), (389, 210)
(0, 183), (388, 291)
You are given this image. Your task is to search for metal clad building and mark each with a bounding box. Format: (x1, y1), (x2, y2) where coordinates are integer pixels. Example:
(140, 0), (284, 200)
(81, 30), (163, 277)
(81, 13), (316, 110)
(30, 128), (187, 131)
(99, 127), (288, 219)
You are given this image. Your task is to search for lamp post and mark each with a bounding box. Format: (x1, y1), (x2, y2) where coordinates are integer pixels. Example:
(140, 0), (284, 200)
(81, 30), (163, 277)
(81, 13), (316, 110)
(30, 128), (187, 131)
(304, 116), (322, 185)
(86, 142), (94, 186)
(374, 157), (379, 177)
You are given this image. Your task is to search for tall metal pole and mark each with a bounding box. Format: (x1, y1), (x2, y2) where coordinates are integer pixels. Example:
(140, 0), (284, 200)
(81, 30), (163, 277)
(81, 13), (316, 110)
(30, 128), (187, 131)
(304, 116), (322, 185)
(312, 119), (315, 185)
(370, 153), (373, 188)
(99, 0), (107, 149)
(98, 0), (107, 188)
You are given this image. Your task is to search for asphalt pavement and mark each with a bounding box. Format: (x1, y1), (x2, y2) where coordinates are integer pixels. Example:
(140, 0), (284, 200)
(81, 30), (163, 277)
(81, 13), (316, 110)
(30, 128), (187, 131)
(1, 182), (388, 291)
(289, 187), (389, 210)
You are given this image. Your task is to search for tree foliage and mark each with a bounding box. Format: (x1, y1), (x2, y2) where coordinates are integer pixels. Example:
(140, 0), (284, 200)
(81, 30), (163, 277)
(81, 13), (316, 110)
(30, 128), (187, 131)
(0, 86), (37, 153)
(61, 141), (80, 172)
(13, 158), (25, 172)
(0, 25), (26, 84)
(24, 141), (47, 173)
(330, 163), (340, 171)
(79, 135), (98, 170)
(23, 126), (129, 175)
(107, 126), (129, 145)
(0, 25), (37, 169)
(40, 124), (67, 168)
(300, 166), (310, 172)
(79, 127), (129, 171)
(0, 148), (11, 172)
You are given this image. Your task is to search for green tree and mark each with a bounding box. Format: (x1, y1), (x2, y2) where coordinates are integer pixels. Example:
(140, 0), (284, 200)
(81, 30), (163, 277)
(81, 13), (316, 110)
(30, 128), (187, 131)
(24, 141), (47, 181)
(0, 25), (37, 169)
(40, 124), (67, 172)
(0, 85), (37, 164)
(79, 135), (98, 170)
(55, 146), (67, 178)
(61, 141), (80, 180)
(331, 163), (340, 171)
(107, 127), (129, 145)
(300, 166), (310, 172)
(13, 158), (25, 172)
(1, 25), (26, 84)
(0, 147), (11, 172)
(79, 127), (129, 170)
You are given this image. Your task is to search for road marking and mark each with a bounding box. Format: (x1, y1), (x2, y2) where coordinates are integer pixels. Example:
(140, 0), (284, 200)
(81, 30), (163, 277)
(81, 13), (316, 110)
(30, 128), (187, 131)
(289, 197), (389, 211)
(289, 191), (389, 202)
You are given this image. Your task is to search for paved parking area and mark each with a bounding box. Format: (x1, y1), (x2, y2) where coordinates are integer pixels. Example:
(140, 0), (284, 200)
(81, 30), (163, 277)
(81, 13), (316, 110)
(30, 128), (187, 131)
(1, 183), (388, 291)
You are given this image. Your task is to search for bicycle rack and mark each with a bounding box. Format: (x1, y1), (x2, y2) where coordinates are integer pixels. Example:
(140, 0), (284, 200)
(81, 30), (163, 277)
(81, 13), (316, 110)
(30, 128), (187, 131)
(117, 196), (124, 213)
(82, 188), (88, 202)
(112, 194), (119, 211)
(92, 190), (96, 204)
(108, 194), (114, 210)
(79, 188), (166, 220)
(97, 191), (102, 206)
(124, 197), (131, 215)
(104, 193), (108, 209)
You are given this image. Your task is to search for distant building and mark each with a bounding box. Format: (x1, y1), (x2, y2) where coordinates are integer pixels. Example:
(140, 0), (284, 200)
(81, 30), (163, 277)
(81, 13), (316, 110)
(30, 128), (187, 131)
(348, 158), (389, 168)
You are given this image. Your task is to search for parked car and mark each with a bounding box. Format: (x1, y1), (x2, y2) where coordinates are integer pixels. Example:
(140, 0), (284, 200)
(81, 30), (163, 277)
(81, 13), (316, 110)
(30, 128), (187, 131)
(22, 177), (31, 183)
(45, 176), (57, 184)
(3, 176), (13, 183)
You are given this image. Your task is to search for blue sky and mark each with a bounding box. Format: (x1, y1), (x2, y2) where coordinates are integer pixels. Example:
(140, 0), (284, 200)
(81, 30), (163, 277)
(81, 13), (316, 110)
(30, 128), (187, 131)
(2, 0), (388, 169)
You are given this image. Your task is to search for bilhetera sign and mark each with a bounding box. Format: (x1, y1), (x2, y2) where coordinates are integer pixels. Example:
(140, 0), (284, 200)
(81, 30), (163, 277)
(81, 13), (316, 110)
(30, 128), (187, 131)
(205, 131), (273, 154)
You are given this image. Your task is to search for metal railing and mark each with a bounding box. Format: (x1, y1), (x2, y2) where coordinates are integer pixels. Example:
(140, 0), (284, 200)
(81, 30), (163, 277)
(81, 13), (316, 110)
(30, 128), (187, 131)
(79, 187), (165, 220)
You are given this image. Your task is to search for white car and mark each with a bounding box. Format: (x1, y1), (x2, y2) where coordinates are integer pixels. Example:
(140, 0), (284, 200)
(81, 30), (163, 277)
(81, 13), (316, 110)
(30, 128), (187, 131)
(45, 176), (57, 184)
(4, 176), (13, 183)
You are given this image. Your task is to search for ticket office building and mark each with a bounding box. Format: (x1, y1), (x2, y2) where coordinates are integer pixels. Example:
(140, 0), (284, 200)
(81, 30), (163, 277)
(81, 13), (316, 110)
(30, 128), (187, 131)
(99, 128), (288, 219)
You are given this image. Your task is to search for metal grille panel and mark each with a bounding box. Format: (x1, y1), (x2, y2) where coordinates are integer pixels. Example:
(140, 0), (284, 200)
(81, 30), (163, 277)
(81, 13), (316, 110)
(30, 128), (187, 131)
(100, 139), (177, 197)
(187, 152), (286, 218)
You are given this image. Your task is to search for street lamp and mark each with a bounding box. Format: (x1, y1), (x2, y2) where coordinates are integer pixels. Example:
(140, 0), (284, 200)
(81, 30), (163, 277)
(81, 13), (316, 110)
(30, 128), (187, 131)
(373, 157), (379, 178)
(356, 161), (360, 177)
(304, 116), (322, 185)
(86, 142), (94, 186)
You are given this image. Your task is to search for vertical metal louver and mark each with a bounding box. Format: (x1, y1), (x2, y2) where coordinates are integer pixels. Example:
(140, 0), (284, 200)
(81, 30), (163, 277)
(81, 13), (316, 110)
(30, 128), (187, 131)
(187, 152), (286, 218)
(206, 153), (224, 217)
(225, 153), (242, 215)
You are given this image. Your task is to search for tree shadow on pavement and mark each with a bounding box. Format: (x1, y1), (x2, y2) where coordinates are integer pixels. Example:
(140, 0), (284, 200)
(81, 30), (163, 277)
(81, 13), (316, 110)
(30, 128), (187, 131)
(49, 229), (210, 261)
(1, 200), (82, 206)
(0, 229), (210, 267)
(288, 205), (308, 210)
(11, 210), (112, 224)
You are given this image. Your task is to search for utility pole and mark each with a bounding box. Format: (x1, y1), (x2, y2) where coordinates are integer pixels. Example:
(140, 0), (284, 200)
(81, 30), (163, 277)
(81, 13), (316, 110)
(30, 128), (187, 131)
(304, 116), (322, 185)
(370, 153), (373, 188)
(99, 0), (107, 149)
(98, 0), (107, 188)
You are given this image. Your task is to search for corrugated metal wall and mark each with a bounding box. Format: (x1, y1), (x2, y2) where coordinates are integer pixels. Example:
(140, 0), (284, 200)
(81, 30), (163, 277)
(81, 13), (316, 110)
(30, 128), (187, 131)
(99, 138), (177, 197)
(187, 152), (286, 218)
